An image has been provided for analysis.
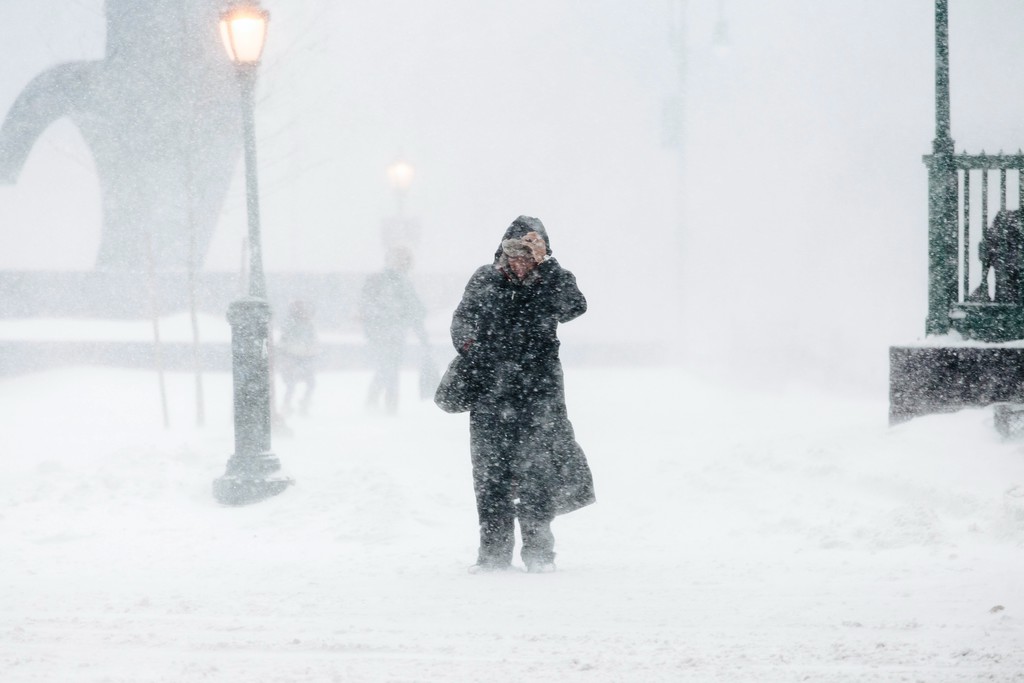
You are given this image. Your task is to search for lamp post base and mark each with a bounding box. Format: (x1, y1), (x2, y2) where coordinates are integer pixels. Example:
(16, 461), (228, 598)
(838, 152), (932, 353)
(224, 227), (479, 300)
(213, 452), (292, 505)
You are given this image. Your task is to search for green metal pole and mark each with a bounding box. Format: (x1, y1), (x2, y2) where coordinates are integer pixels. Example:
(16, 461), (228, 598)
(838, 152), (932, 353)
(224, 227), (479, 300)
(213, 63), (290, 506)
(239, 65), (267, 300)
(926, 0), (958, 335)
(666, 0), (688, 346)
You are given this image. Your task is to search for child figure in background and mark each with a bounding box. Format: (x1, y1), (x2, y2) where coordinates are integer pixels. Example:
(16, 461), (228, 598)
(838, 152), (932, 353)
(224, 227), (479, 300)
(277, 300), (319, 416)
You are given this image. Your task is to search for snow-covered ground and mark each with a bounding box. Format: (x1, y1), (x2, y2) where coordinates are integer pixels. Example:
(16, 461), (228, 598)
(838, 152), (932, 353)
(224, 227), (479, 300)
(2, 361), (1024, 681)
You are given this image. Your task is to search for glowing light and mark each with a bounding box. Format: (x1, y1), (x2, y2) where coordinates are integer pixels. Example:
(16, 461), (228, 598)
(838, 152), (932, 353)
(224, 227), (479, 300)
(387, 160), (416, 192)
(220, 4), (270, 64)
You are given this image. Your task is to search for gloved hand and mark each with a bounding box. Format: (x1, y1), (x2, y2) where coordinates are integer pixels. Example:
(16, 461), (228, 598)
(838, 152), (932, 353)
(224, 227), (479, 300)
(522, 231), (547, 263)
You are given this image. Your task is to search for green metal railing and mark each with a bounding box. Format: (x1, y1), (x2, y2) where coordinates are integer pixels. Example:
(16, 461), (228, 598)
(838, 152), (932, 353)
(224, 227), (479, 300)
(924, 0), (1024, 342)
(926, 152), (1024, 341)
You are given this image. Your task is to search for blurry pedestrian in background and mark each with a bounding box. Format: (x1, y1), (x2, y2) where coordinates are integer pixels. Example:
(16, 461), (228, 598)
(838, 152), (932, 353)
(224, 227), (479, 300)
(448, 215), (595, 574)
(359, 246), (428, 414)
(277, 299), (319, 416)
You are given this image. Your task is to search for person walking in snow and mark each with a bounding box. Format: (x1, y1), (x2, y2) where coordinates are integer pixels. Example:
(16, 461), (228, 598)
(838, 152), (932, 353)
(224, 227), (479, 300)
(449, 215), (595, 573)
(277, 299), (320, 416)
(359, 246), (428, 414)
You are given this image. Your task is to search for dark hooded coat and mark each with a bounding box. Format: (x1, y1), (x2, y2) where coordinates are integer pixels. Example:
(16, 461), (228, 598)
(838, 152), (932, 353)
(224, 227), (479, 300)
(450, 216), (595, 515)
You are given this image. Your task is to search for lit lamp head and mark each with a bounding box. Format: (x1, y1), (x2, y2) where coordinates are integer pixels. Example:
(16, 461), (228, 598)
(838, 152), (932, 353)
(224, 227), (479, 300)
(220, 2), (270, 65)
(387, 160), (416, 194)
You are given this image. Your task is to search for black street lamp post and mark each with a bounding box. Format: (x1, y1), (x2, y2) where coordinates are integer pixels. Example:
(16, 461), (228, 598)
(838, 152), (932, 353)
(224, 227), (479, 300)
(213, 1), (290, 505)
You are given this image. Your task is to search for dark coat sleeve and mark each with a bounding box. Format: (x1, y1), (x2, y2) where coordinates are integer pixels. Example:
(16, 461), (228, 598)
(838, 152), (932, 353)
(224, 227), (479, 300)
(450, 266), (492, 355)
(451, 260), (585, 357)
(539, 258), (587, 323)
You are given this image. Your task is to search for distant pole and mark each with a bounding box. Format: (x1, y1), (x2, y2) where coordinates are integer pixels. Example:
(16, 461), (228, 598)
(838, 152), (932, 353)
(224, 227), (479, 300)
(145, 228), (170, 429)
(180, 2), (205, 428)
(712, 0), (730, 56)
(665, 0), (689, 348)
(668, 0), (688, 165)
(186, 157), (206, 428)
(925, 0), (957, 335)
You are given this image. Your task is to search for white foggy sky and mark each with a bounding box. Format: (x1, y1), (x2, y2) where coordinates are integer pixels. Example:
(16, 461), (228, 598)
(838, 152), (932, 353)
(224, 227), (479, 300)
(3, 1), (1024, 388)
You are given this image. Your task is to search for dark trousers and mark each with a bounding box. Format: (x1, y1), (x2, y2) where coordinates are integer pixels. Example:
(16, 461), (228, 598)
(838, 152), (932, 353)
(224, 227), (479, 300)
(470, 408), (556, 566)
(280, 358), (315, 413)
(366, 335), (404, 413)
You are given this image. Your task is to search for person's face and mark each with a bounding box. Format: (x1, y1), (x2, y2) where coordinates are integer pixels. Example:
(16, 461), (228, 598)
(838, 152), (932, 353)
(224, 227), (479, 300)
(508, 254), (537, 280)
